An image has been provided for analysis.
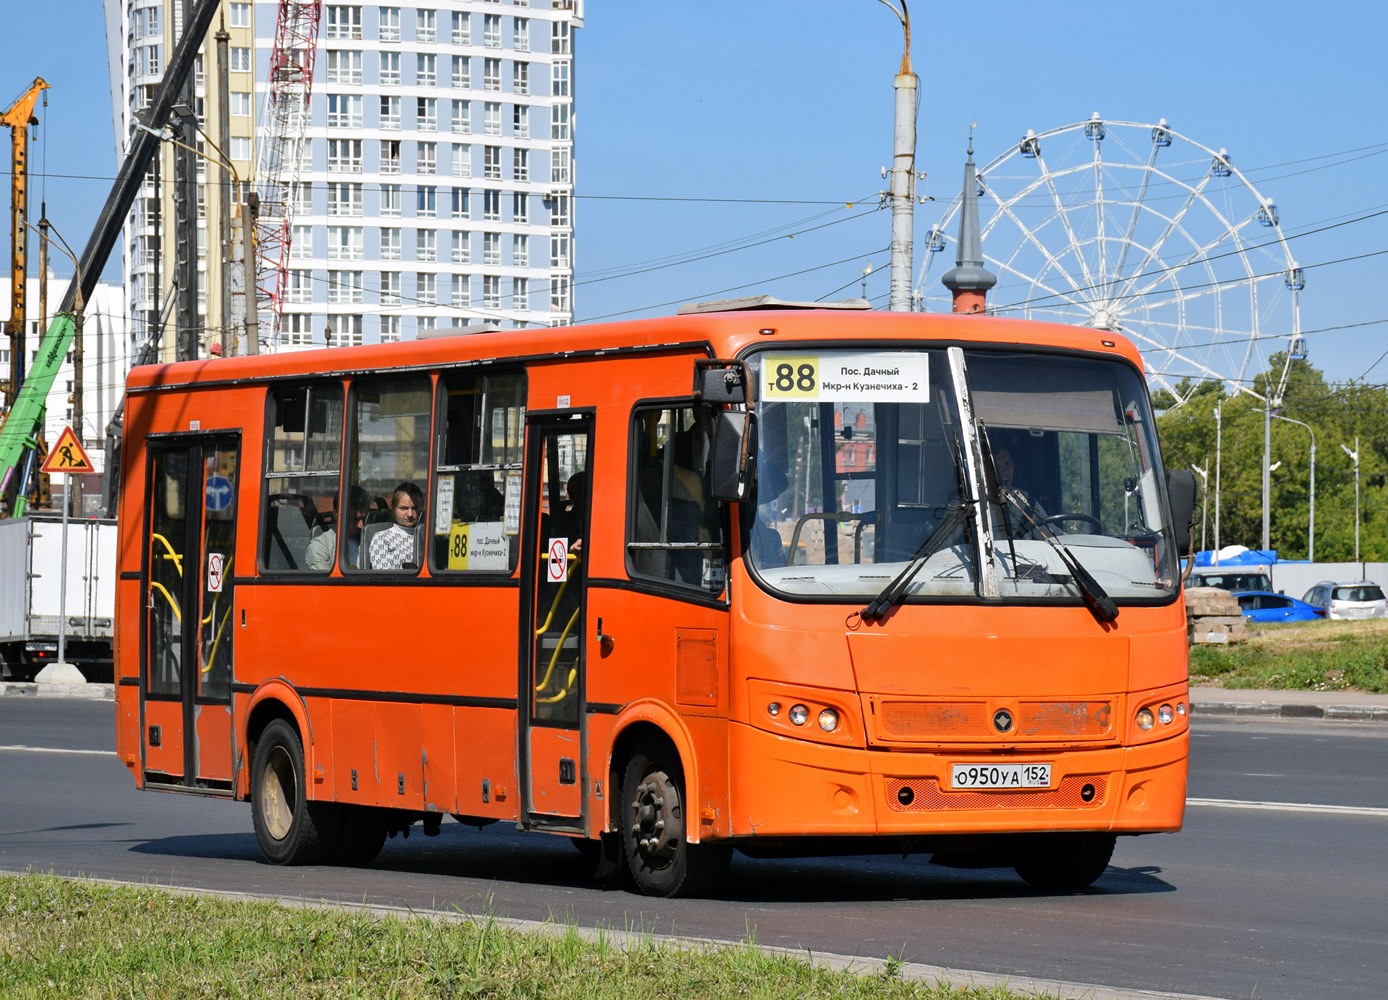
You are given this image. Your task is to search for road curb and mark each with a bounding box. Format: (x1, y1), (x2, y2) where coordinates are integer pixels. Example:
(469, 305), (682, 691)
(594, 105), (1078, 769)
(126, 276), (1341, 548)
(0, 681), (114, 700)
(1191, 700), (1388, 723)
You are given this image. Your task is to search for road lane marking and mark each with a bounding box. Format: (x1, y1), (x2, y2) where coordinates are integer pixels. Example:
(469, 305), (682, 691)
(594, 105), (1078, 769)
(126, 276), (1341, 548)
(0, 745), (114, 757)
(1188, 797), (1388, 817)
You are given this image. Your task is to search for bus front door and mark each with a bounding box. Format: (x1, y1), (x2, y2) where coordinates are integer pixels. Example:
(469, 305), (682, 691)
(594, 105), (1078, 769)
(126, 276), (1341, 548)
(520, 414), (592, 828)
(141, 436), (239, 793)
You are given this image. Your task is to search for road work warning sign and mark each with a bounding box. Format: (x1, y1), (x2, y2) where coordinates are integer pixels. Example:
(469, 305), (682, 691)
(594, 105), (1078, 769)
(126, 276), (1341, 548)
(40, 427), (96, 475)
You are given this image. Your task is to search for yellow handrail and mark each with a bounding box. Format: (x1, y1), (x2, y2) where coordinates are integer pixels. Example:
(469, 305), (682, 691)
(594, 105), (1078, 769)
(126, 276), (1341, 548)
(149, 581), (181, 622)
(535, 605), (580, 695)
(150, 533), (184, 575)
(534, 552), (579, 636)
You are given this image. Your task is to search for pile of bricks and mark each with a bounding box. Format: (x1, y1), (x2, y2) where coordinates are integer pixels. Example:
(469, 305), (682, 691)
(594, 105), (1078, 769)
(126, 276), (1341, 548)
(1185, 586), (1248, 644)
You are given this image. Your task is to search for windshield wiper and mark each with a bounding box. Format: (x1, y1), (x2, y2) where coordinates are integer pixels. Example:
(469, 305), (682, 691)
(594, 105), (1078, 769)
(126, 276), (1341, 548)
(999, 490), (1119, 624)
(860, 499), (975, 622)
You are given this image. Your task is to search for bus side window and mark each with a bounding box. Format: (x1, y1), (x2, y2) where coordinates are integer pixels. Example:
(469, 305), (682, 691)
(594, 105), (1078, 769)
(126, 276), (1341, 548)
(261, 383), (344, 572)
(627, 404), (726, 596)
(430, 370), (525, 574)
(348, 374), (433, 573)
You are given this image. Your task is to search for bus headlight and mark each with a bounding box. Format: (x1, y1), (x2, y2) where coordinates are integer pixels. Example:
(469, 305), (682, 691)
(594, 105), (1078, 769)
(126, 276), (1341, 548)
(1158, 704), (1174, 725)
(767, 702), (782, 717)
(789, 704), (809, 726)
(818, 708), (839, 732)
(1136, 708), (1155, 731)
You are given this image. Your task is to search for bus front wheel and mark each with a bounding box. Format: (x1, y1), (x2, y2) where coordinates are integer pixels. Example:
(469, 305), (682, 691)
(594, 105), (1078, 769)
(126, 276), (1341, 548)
(621, 738), (730, 897)
(251, 719), (338, 865)
(1013, 833), (1116, 889)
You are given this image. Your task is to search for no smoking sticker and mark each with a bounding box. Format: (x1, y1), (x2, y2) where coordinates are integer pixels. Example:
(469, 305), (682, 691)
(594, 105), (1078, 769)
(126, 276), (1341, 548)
(547, 538), (569, 583)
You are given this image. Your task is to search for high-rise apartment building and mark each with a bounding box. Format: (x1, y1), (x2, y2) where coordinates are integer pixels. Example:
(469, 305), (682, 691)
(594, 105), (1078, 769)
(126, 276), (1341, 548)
(105, 0), (581, 357)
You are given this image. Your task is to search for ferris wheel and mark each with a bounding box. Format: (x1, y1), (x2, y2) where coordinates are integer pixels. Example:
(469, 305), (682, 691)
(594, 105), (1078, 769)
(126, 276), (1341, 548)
(917, 115), (1304, 406)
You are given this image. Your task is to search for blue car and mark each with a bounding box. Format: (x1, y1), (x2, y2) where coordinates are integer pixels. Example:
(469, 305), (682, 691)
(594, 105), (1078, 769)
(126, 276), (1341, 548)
(1235, 591), (1325, 623)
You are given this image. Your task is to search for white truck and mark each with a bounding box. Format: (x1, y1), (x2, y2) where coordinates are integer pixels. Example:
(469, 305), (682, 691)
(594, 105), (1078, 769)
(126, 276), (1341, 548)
(0, 515), (116, 681)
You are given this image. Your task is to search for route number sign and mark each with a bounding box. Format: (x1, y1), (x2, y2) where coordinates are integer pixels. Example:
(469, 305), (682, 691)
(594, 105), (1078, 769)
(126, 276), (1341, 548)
(761, 352), (930, 403)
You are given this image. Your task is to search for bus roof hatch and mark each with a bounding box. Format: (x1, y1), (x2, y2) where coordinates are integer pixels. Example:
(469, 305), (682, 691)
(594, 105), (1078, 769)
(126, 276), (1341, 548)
(676, 295), (871, 316)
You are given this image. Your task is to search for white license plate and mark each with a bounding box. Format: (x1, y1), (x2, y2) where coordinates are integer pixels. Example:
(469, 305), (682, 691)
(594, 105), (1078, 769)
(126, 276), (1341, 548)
(951, 762), (1051, 790)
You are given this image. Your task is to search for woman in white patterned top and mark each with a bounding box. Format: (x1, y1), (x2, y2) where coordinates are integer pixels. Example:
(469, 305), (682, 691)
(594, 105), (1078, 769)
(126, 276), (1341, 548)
(368, 482), (424, 570)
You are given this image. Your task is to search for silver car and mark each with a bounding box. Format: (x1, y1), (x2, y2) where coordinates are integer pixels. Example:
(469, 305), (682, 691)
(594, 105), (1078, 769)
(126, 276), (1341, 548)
(1301, 581), (1388, 620)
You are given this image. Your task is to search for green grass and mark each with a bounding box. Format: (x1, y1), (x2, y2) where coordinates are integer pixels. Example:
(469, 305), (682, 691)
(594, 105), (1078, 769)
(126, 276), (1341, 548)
(1190, 619), (1388, 693)
(0, 874), (1048, 1000)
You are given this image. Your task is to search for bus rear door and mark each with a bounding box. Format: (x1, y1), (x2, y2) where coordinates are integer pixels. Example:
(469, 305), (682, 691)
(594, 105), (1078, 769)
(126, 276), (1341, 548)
(140, 435), (239, 793)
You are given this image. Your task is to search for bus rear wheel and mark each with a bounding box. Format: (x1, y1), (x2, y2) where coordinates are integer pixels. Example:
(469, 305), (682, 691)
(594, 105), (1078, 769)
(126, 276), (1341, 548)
(1013, 833), (1116, 889)
(621, 737), (730, 898)
(251, 719), (338, 865)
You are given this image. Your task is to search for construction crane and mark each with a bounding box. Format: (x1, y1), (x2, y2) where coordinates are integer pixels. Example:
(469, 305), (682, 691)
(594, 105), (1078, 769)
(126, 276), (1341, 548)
(2, 77), (49, 410)
(0, 0), (224, 517)
(252, 0), (322, 350)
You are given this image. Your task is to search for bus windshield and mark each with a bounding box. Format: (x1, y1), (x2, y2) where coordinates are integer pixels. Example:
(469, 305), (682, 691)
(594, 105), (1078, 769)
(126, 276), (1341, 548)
(747, 346), (1180, 605)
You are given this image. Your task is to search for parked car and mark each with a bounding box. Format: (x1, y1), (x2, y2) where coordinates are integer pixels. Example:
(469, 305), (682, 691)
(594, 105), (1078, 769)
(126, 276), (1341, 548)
(1188, 567), (1273, 593)
(1235, 591), (1325, 624)
(1300, 581), (1388, 620)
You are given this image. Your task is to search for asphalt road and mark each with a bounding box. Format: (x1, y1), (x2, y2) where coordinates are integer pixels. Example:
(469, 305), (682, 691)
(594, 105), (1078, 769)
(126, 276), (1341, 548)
(2, 697), (1385, 1000)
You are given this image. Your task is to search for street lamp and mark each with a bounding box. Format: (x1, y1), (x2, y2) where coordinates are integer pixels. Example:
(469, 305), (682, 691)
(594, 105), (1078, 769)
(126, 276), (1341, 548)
(1213, 404), (1222, 562)
(1275, 414), (1316, 563)
(873, 0), (917, 312)
(1341, 437), (1360, 563)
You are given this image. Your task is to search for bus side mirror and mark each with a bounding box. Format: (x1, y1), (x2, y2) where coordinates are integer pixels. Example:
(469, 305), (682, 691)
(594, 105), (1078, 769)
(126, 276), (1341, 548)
(694, 359), (749, 404)
(710, 410), (755, 502)
(1166, 469), (1197, 555)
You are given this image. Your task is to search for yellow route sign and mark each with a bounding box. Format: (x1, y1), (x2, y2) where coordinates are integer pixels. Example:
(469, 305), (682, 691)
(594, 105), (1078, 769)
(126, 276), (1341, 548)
(40, 427), (96, 475)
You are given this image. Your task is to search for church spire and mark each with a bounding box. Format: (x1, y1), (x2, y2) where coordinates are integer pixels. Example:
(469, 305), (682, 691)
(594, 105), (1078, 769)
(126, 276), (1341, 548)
(940, 129), (997, 314)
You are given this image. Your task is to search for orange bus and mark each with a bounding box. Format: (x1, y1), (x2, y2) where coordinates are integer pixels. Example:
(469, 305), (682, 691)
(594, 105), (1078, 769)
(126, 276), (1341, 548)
(114, 303), (1197, 897)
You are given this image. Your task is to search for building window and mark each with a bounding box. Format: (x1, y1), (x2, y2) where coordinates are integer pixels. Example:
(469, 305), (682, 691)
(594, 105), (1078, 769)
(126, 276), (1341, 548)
(417, 97), (438, 131)
(513, 149), (528, 182)
(139, 45), (162, 77)
(417, 142), (437, 175)
(327, 226), (364, 260)
(327, 270), (364, 304)
(483, 275), (501, 310)
(379, 51), (401, 85)
(512, 276), (529, 310)
(330, 315), (363, 347)
(552, 20), (570, 55)
(513, 194), (528, 225)
(451, 144), (471, 178)
(416, 272), (437, 305)
(484, 231), (501, 264)
(551, 232), (570, 268)
(451, 230), (470, 264)
(286, 270), (313, 304)
(379, 227), (402, 260)
(483, 145), (501, 180)
(451, 11), (470, 45)
(451, 56), (470, 88)
(380, 270), (401, 304)
(380, 183), (402, 216)
(290, 225), (313, 258)
(326, 50), (362, 84)
(416, 8), (436, 43)
(291, 182), (313, 214)
(513, 62), (529, 95)
(513, 105), (528, 138)
(327, 182), (363, 216)
(418, 316), (437, 335)
(380, 315), (401, 342)
(379, 140), (401, 174)
(551, 103), (570, 140)
(484, 101), (501, 136)
(229, 2), (250, 28)
(416, 229), (437, 261)
(550, 275), (570, 313)
(552, 60), (570, 97)
(483, 58), (501, 92)
(549, 193), (570, 228)
(451, 274), (470, 308)
(230, 47), (251, 72)
(417, 53), (437, 87)
(483, 190), (501, 222)
(280, 313), (314, 346)
(327, 139), (363, 172)
(417, 185), (437, 217)
(327, 94), (364, 128)
(551, 147), (570, 183)
(451, 100), (471, 134)
(230, 135), (253, 161)
(514, 18), (529, 52)
(451, 187), (469, 218)
(325, 5), (362, 40)
(379, 6), (401, 42)
(484, 13), (502, 47)
(380, 95), (401, 129)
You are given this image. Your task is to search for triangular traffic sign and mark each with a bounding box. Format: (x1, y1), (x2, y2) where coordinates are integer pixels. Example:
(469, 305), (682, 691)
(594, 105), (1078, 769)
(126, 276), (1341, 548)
(40, 427), (97, 475)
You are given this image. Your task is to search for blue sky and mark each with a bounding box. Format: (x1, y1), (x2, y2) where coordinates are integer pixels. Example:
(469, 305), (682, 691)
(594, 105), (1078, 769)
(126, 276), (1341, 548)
(3, 0), (1385, 389)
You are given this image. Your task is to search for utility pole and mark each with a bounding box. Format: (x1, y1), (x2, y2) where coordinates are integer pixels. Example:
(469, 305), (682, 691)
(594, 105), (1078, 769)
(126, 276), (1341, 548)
(215, 15), (233, 357)
(172, 99), (199, 362)
(1213, 405), (1222, 562)
(876, 0), (917, 312)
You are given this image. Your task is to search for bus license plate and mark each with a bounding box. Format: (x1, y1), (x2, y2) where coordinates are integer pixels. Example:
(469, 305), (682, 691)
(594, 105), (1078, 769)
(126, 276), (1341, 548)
(951, 763), (1051, 790)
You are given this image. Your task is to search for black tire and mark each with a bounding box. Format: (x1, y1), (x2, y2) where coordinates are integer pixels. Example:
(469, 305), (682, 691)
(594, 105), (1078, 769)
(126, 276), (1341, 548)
(250, 719), (339, 865)
(333, 806), (387, 866)
(621, 737), (731, 897)
(1013, 833), (1116, 889)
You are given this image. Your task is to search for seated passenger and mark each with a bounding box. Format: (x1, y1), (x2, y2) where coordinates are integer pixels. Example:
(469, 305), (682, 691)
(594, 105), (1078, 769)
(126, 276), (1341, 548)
(305, 486), (370, 571)
(366, 482), (425, 570)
